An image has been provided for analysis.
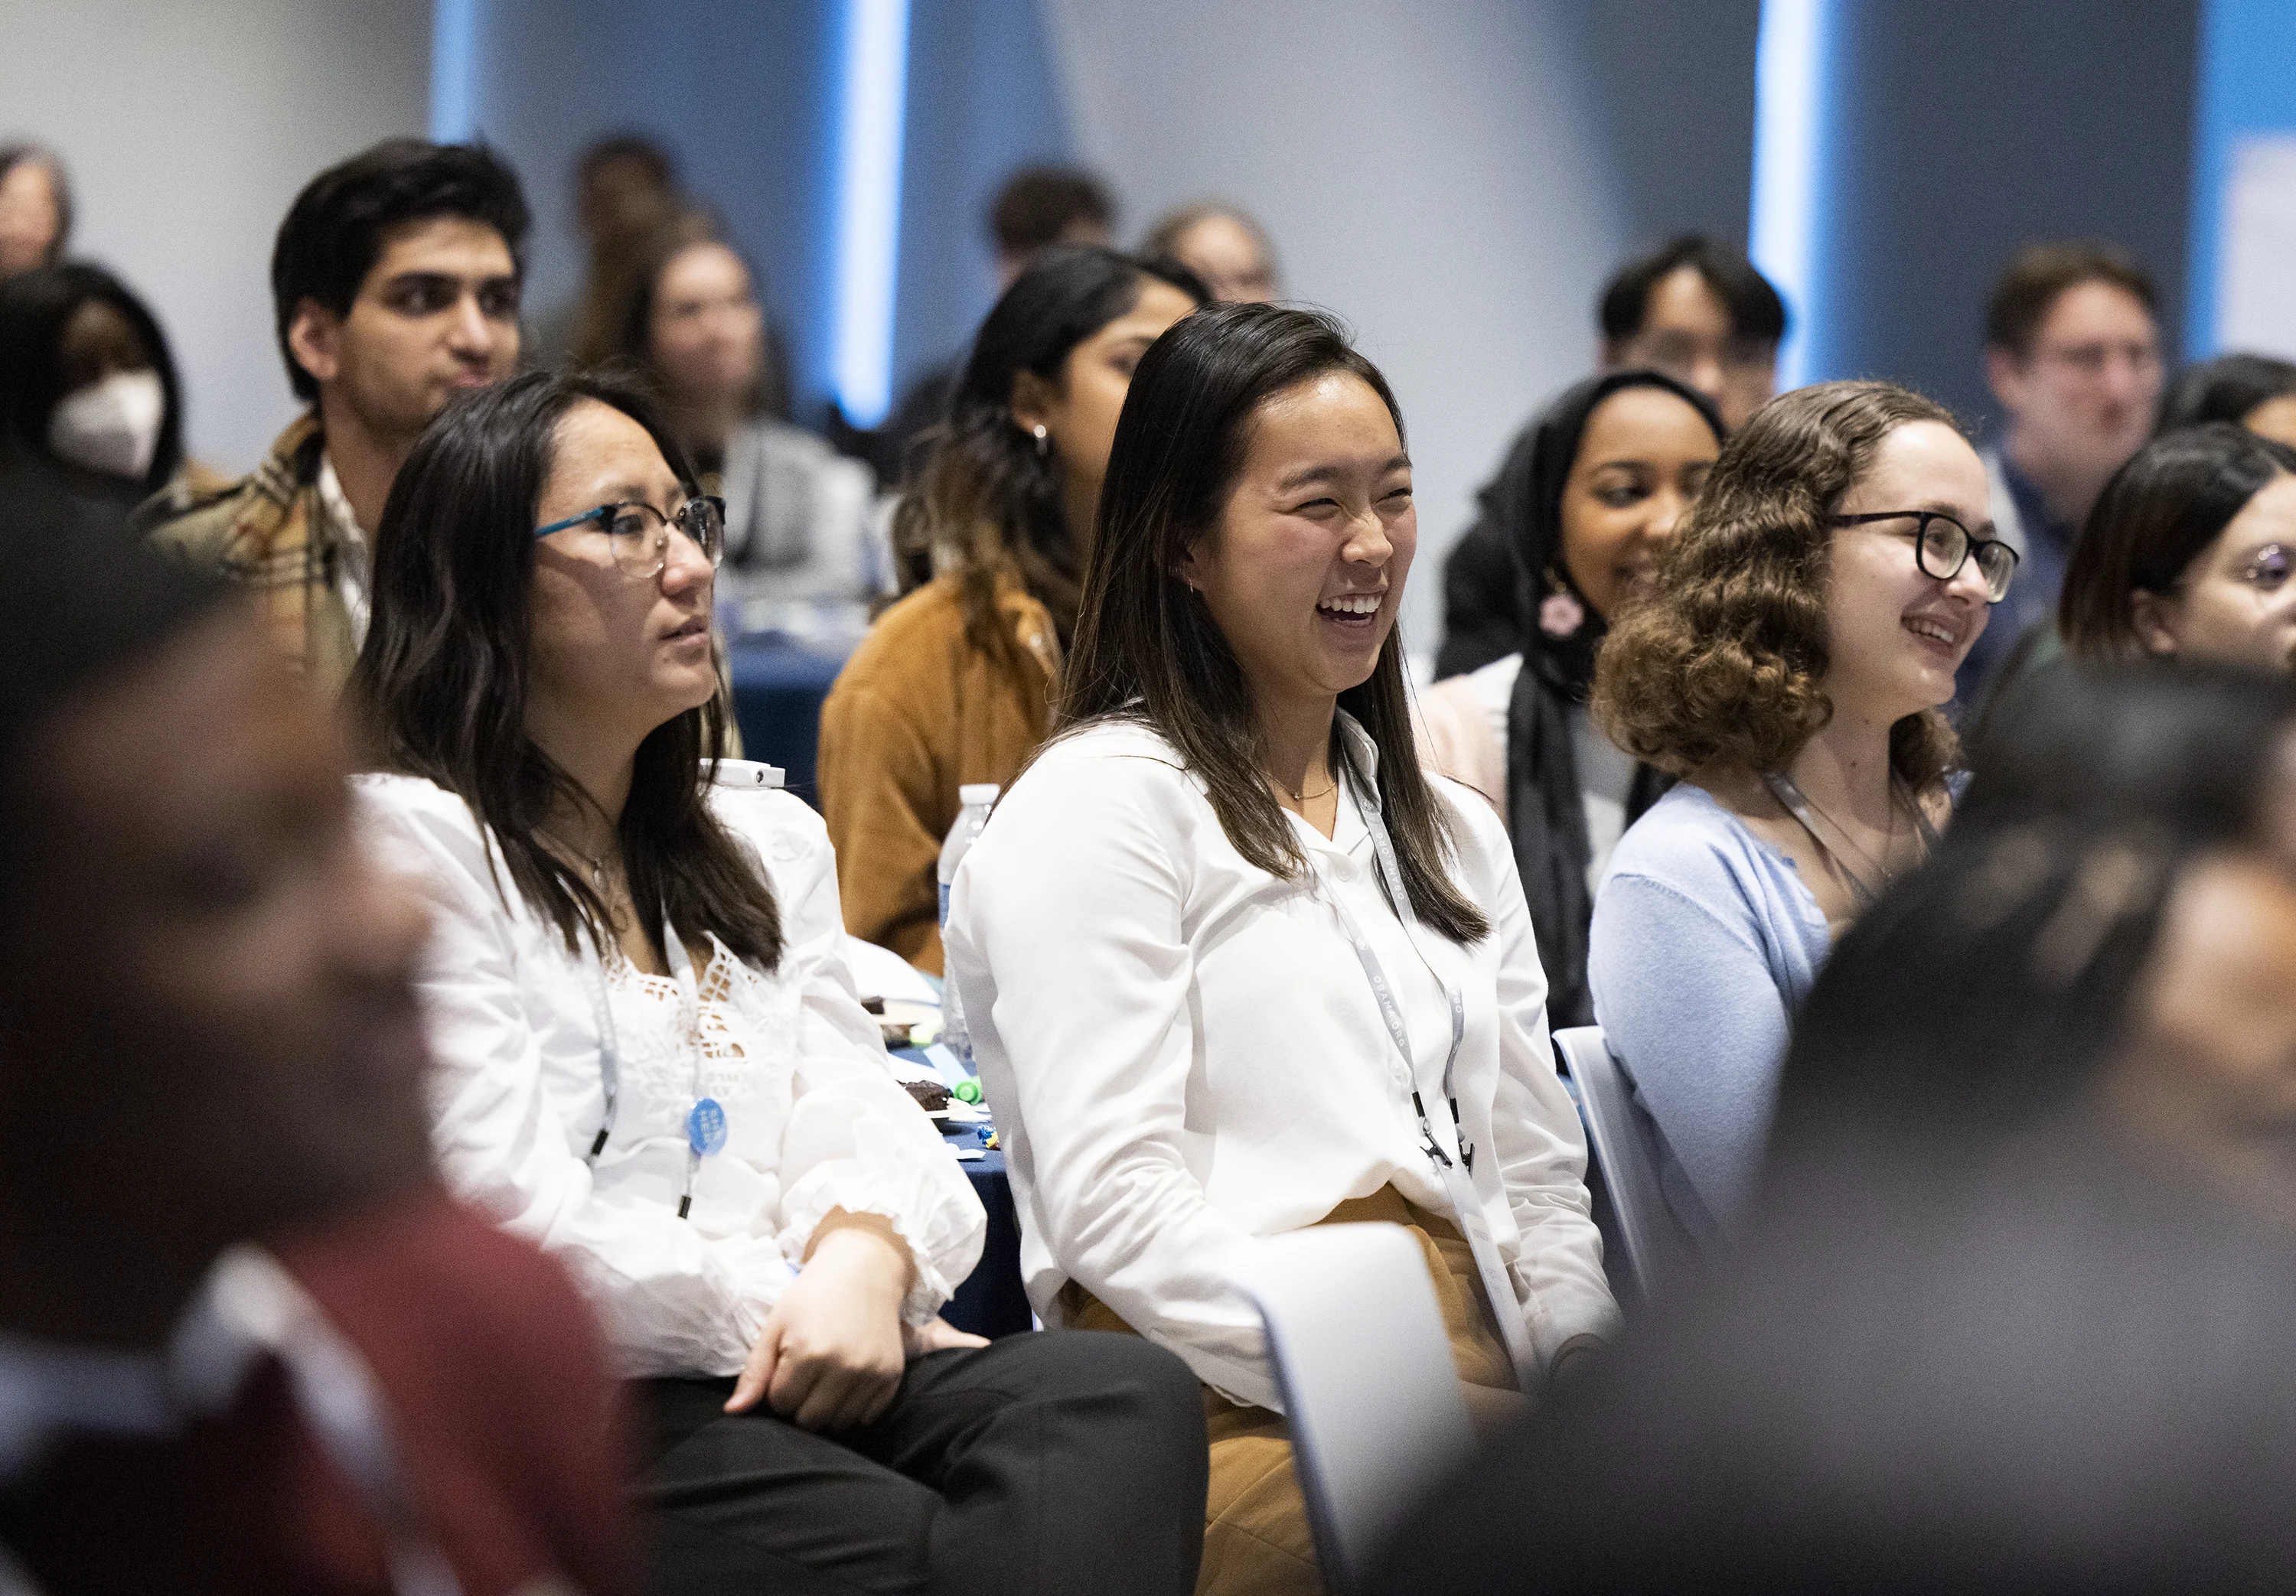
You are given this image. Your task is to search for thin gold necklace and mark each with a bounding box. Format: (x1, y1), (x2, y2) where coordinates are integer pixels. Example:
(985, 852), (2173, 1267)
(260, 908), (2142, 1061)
(1269, 770), (1336, 805)
(541, 827), (615, 891)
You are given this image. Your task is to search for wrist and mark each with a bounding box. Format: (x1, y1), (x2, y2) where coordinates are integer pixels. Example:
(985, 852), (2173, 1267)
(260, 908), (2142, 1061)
(803, 1212), (915, 1298)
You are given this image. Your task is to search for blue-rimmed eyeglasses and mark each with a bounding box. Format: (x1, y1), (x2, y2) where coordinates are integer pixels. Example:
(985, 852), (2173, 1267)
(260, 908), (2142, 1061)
(1832, 510), (2019, 603)
(533, 497), (726, 580)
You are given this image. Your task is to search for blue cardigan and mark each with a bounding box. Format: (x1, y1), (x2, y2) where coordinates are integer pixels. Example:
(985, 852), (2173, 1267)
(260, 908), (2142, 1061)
(1587, 783), (1831, 1248)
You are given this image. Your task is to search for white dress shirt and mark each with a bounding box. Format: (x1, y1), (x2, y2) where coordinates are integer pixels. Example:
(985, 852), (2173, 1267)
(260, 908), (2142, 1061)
(946, 715), (1616, 1411)
(356, 774), (986, 1379)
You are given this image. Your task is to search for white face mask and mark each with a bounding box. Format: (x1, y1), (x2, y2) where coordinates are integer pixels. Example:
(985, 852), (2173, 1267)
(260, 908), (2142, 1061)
(47, 369), (166, 480)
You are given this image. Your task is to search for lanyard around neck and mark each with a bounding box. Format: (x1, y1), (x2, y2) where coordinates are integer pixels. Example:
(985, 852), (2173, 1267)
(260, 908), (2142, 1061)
(579, 917), (716, 1219)
(1320, 770), (1538, 1385)
(1762, 769), (1942, 912)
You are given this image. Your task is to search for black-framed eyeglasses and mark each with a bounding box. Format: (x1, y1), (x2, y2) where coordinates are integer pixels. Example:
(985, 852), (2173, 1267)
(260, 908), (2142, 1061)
(1832, 510), (2019, 603)
(532, 497), (726, 579)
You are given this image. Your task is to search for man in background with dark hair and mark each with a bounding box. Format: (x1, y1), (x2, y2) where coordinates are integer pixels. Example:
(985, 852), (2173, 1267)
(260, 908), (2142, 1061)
(1437, 234), (1785, 679)
(0, 492), (632, 1592)
(146, 138), (529, 695)
(1958, 239), (2164, 700)
(856, 161), (1117, 481)
(1597, 234), (1785, 432)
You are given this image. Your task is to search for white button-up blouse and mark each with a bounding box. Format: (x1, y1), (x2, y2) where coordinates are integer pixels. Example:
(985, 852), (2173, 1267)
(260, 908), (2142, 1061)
(356, 774), (986, 1379)
(945, 716), (1616, 1412)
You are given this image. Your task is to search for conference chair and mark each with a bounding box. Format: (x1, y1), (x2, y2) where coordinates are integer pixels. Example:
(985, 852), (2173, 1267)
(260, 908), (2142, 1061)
(1237, 1223), (1476, 1594)
(1553, 1024), (1682, 1307)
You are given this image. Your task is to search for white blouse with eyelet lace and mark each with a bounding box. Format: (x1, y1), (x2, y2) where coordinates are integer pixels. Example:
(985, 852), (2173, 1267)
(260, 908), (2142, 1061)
(354, 773), (987, 1380)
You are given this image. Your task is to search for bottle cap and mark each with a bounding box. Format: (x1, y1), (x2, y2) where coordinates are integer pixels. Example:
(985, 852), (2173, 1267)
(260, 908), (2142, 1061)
(958, 783), (1001, 806)
(953, 1078), (983, 1104)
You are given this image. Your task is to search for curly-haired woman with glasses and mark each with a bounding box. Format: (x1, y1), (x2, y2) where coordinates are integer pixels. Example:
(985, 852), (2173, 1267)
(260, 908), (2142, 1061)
(1587, 379), (2014, 1250)
(348, 369), (1208, 1596)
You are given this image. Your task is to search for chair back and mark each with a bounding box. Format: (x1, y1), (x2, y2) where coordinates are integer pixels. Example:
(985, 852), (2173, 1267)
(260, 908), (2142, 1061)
(1554, 1024), (1682, 1304)
(1237, 1222), (1476, 1593)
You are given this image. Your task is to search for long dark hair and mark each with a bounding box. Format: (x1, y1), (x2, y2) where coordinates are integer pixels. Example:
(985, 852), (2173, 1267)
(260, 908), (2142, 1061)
(1062, 301), (1488, 943)
(2060, 422), (2296, 663)
(891, 245), (1204, 658)
(0, 262), (185, 493)
(350, 368), (780, 969)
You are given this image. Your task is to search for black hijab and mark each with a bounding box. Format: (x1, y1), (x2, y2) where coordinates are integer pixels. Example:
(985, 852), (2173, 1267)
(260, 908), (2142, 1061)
(1494, 369), (1724, 1028)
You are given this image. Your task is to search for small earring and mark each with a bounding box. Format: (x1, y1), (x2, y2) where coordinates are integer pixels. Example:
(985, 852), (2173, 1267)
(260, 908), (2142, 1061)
(1032, 424), (1050, 458)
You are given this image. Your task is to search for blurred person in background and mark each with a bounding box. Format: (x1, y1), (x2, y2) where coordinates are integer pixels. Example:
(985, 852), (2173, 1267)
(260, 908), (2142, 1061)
(863, 164), (1118, 482)
(2156, 350), (2296, 450)
(1417, 371), (1723, 1028)
(818, 247), (1202, 974)
(351, 369), (1207, 1596)
(531, 135), (662, 362)
(1588, 382), (2006, 1248)
(2059, 422), (2296, 672)
(0, 492), (633, 1594)
(0, 145), (69, 277)
(608, 213), (879, 611)
(1958, 240), (2164, 700)
(1141, 201), (1280, 303)
(0, 261), (223, 519)
(1438, 235), (1784, 678)
(145, 139), (528, 695)
(950, 304), (1615, 1596)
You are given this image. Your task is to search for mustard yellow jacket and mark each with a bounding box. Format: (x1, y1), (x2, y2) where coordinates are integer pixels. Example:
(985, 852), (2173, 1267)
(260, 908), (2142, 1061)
(817, 572), (1058, 974)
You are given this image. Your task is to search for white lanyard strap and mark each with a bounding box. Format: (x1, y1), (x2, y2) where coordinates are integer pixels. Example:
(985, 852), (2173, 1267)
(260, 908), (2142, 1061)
(579, 923), (620, 1162)
(662, 925), (708, 1220)
(1331, 776), (1539, 1386)
(580, 917), (713, 1221)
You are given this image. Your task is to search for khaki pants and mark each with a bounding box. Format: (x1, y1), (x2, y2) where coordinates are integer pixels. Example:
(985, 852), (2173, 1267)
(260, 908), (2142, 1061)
(1062, 1185), (1516, 1596)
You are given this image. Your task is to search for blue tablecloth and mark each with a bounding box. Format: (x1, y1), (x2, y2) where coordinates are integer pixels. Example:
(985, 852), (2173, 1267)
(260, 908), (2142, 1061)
(727, 639), (848, 806)
(894, 1040), (1030, 1340)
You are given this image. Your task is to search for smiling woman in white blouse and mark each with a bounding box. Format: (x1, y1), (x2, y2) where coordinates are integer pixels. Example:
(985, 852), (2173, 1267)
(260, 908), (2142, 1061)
(347, 369), (1208, 1596)
(947, 304), (1618, 1596)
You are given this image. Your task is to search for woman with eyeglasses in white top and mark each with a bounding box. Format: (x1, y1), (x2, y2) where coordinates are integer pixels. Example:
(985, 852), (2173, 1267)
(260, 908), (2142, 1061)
(348, 369), (1209, 1596)
(947, 305), (1617, 1596)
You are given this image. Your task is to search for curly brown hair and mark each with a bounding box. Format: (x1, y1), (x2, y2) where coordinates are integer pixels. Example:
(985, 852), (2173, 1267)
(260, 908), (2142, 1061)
(1592, 379), (1964, 793)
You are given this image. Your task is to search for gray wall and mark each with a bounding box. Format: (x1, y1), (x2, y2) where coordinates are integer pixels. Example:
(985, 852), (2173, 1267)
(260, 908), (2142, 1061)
(0, 0), (432, 474)
(1039, 0), (1760, 648)
(1815, 0), (2199, 434)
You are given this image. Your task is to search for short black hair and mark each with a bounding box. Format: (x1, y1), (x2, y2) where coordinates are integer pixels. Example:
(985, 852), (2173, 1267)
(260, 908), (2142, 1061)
(1600, 235), (1786, 345)
(1985, 240), (2157, 360)
(988, 166), (1114, 258)
(270, 139), (530, 402)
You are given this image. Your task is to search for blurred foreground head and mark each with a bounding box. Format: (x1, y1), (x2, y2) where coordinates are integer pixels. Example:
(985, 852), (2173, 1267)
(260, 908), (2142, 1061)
(0, 489), (432, 1346)
(1372, 665), (2296, 1591)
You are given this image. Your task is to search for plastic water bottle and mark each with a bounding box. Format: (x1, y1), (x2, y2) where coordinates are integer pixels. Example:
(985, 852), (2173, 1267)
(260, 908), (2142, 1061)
(936, 783), (1000, 1064)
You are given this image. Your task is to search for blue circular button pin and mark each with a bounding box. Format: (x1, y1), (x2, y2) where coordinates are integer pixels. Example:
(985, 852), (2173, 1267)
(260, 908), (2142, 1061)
(687, 1097), (729, 1157)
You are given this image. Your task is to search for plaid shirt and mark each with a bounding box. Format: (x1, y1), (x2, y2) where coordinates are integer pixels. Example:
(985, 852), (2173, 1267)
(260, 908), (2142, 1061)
(144, 412), (362, 695)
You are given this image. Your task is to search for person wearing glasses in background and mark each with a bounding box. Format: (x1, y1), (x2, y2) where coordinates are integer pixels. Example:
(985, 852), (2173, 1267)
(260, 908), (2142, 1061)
(146, 139), (528, 696)
(2058, 422), (2296, 674)
(1437, 235), (1785, 679)
(1955, 241), (2164, 703)
(351, 369), (1208, 1596)
(1587, 382), (2013, 1251)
